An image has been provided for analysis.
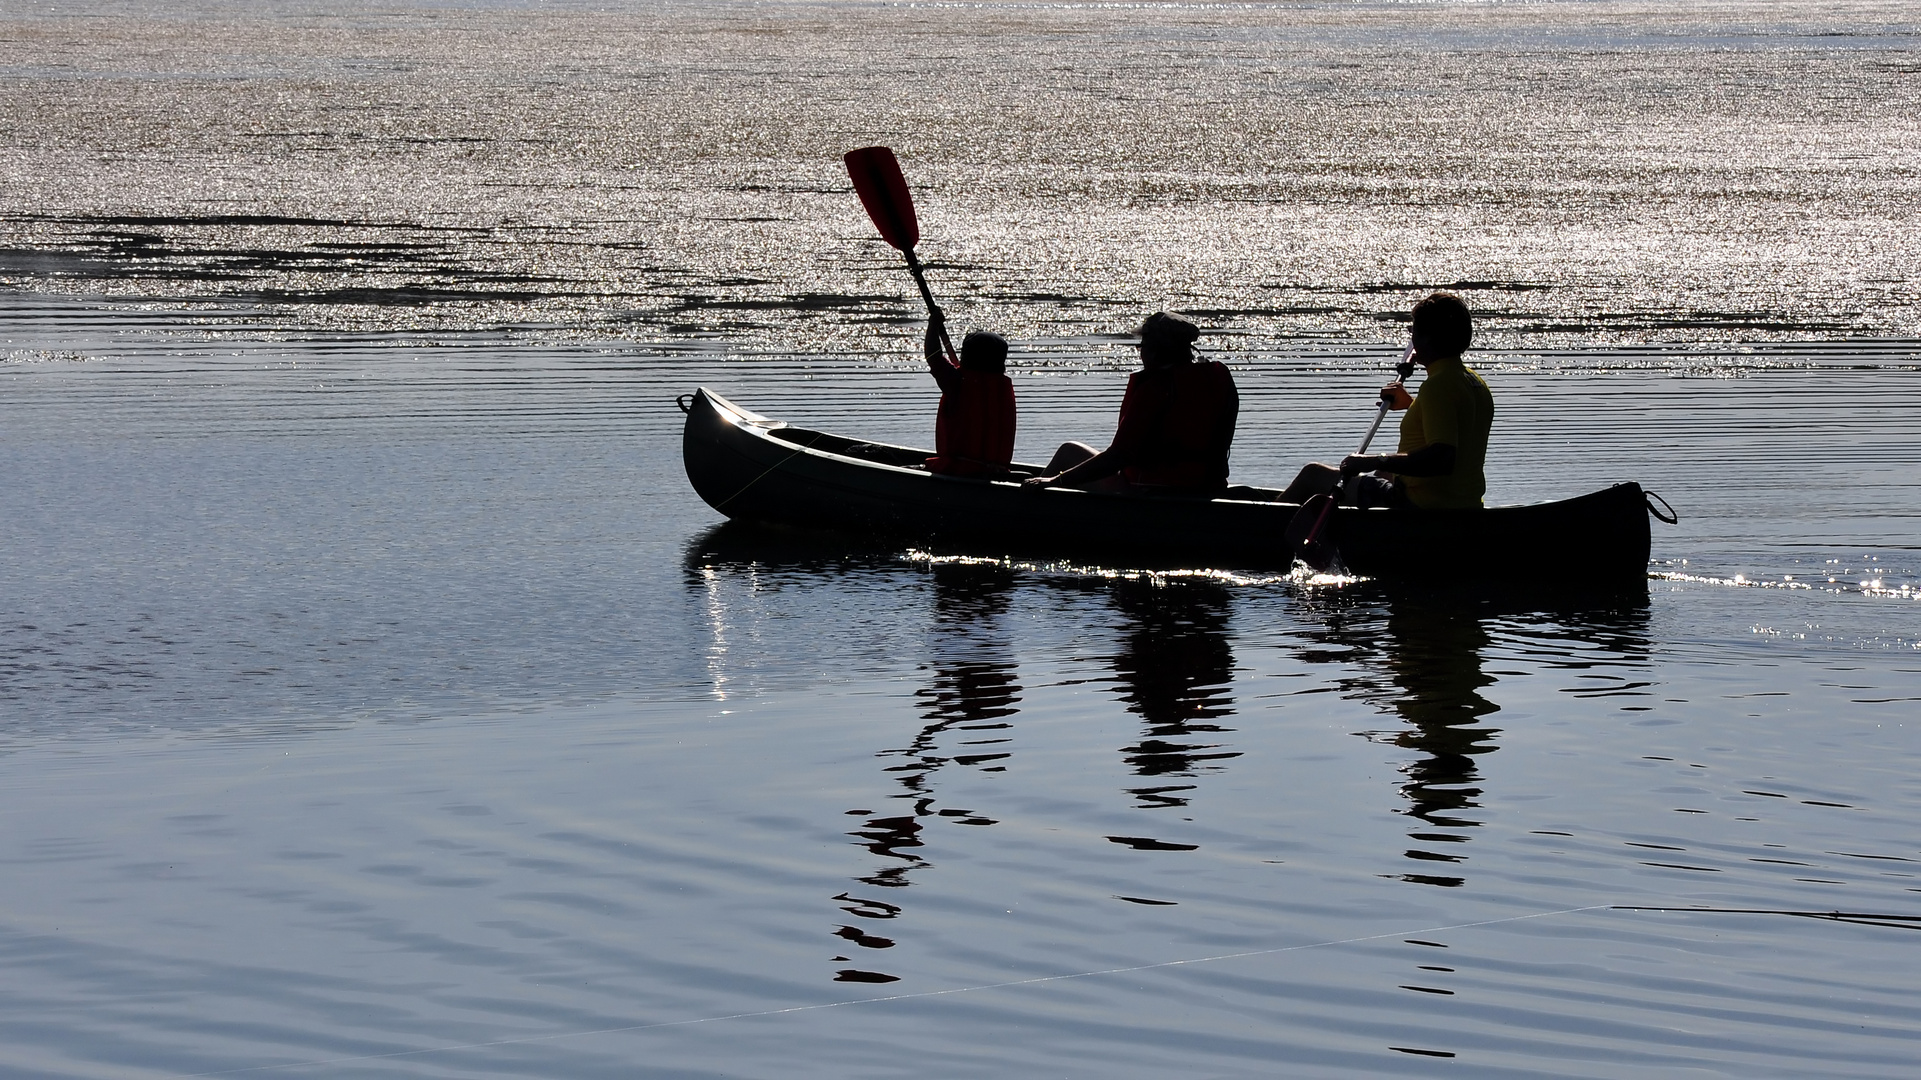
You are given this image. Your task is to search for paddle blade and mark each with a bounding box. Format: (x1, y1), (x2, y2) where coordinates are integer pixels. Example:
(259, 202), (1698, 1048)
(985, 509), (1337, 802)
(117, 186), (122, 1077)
(844, 146), (919, 251)
(1295, 537), (1339, 574)
(1284, 494), (1340, 572)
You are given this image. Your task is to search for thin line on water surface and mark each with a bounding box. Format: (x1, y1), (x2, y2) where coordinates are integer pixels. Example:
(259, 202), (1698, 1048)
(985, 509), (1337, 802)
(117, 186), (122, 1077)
(1614, 906), (1921, 930)
(711, 429), (827, 510)
(171, 904), (1614, 1077)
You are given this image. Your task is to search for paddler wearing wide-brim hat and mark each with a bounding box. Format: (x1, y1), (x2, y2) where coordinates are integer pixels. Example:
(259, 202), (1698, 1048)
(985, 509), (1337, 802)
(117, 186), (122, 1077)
(1024, 311), (1240, 493)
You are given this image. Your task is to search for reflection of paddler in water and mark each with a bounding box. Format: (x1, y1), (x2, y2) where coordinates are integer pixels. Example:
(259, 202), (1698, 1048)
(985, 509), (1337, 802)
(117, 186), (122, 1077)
(846, 562), (1019, 890)
(1369, 599), (1501, 888)
(1107, 578), (1241, 809)
(832, 562), (1019, 983)
(1365, 589), (1653, 888)
(909, 561), (1022, 774)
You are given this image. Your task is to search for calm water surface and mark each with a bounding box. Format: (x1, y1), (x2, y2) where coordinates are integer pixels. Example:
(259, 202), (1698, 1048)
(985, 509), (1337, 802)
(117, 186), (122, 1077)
(3, 298), (1919, 1077)
(4, 0), (1921, 1076)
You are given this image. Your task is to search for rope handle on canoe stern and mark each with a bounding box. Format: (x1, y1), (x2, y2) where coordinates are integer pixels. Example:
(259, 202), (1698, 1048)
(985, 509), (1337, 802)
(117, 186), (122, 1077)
(1645, 489), (1678, 525)
(676, 393), (694, 415)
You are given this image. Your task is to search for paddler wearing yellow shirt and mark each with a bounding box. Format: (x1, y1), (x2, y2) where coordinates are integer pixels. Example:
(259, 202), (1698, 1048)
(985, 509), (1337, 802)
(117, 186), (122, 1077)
(1281, 292), (1493, 509)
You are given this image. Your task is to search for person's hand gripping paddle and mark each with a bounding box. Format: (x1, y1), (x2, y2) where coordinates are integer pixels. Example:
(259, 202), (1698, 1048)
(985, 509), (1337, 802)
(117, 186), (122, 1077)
(843, 146), (959, 365)
(1285, 346), (1420, 573)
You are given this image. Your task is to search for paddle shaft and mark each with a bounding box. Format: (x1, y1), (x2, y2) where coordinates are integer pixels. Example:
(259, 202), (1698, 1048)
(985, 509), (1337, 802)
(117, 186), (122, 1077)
(903, 248), (960, 365)
(1295, 417), (1378, 564)
(1297, 345), (1419, 564)
(1340, 399), (1393, 500)
(1355, 344), (1418, 461)
(1354, 399), (1392, 455)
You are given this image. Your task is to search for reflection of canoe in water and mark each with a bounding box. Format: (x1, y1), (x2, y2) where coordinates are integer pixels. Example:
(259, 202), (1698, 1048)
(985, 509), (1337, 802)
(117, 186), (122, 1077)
(681, 387), (1659, 579)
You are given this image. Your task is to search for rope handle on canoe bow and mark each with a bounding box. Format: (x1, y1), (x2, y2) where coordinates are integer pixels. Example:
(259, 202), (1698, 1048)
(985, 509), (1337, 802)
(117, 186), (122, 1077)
(676, 393), (694, 415)
(1645, 489), (1678, 524)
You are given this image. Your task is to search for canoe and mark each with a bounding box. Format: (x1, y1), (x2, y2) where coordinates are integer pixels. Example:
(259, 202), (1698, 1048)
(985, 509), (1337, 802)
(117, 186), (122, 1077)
(680, 387), (1659, 578)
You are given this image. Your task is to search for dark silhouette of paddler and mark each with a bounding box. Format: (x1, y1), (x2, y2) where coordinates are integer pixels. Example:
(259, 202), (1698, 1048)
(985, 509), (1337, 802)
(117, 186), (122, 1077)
(1025, 312), (1239, 494)
(921, 307), (1016, 477)
(1283, 292), (1493, 509)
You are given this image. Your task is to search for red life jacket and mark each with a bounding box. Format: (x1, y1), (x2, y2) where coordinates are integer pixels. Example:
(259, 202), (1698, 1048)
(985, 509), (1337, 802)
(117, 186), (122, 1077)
(926, 371), (1016, 477)
(1113, 360), (1238, 489)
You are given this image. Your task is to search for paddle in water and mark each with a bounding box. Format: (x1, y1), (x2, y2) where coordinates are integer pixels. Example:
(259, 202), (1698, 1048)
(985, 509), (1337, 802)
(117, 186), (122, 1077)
(1287, 345), (1420, 573)
(843, 145), (959, 365)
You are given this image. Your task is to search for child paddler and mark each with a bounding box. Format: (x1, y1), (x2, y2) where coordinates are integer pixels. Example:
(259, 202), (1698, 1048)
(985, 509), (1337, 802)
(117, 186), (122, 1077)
(1282, 292), (1494, 509)
(922, 307), (1016, 477)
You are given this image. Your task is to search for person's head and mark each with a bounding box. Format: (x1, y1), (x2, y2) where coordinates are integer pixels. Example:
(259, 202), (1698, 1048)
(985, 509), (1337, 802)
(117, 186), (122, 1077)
(1410, 292), (1472, 360)
(1136, 311), (1201, 368)
(959, 330), (1008, 375)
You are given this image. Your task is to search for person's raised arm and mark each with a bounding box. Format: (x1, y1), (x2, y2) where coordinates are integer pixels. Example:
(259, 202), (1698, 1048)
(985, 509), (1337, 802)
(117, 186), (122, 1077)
(925, 307), (962, 391)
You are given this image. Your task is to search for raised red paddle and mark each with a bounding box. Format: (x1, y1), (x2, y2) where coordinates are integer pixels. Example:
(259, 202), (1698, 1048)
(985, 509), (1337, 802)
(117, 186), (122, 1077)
(844, 146), (958, 365)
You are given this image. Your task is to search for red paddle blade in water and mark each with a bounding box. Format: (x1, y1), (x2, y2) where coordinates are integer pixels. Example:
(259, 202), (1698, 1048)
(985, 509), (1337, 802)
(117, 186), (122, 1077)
(843, 146), (919, 251)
